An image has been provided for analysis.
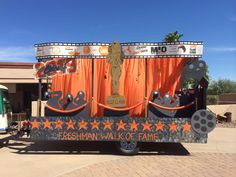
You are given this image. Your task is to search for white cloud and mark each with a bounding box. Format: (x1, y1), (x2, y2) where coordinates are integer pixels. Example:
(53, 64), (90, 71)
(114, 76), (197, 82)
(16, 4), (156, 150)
(0, 46), (34, 62)
(207, 47), (236, 52)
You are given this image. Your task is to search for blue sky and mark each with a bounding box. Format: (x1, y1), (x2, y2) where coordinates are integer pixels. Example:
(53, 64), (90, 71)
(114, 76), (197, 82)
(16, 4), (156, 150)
(0, 0), (235, 81)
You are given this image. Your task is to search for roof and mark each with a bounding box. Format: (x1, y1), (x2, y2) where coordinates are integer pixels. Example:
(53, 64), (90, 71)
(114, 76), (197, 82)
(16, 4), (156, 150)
(0, 62), (34, 69)
(0, 62), (38, 83)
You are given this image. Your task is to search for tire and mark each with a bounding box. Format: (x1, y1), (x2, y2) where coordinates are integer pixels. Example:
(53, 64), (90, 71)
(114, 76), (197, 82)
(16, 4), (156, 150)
(116, 140), (140, 156)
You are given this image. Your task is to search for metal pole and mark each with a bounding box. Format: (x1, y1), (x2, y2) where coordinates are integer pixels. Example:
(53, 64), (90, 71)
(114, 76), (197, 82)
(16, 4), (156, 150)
(195, 83), (198, 111)
(202, 86), (207, 109)
(91, 59), (94, 117)
(17, 114), (21, 132)
(38, 78), (42, 117)
(145, 58), (148, 118)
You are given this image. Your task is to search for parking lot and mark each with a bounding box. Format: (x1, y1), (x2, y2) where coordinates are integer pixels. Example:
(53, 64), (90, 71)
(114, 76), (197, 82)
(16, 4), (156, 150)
(1, 127), (236, 177)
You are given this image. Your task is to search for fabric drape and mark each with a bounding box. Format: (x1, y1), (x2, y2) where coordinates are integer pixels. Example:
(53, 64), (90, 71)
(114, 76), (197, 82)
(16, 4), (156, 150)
(52, 58), (190, 117)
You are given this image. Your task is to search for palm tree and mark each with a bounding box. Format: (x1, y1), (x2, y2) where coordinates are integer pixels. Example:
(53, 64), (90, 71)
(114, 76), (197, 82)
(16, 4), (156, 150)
(163, 31), (183, 42)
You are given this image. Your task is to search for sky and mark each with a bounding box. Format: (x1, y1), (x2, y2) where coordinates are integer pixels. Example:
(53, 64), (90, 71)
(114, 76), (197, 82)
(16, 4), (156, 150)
(0, 0), (235, 81)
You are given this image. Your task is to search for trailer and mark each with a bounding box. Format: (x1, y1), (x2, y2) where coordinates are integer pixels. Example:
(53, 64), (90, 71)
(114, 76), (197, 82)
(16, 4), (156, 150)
(30, 41), (216, 155)
(0, 85), (12, 133)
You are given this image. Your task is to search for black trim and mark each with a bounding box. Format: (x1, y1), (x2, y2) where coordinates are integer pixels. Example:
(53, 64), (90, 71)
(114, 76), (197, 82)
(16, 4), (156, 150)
(36, 55), (202, 61)
(35, 41), (203, 47)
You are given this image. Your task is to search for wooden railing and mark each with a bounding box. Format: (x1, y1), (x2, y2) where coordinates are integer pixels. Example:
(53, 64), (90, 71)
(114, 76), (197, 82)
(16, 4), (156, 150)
(11, 113), (27, 131)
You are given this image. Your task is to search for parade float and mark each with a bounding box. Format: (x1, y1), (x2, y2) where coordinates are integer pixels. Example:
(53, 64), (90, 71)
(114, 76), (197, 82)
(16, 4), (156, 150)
(30, 40), (216, 155)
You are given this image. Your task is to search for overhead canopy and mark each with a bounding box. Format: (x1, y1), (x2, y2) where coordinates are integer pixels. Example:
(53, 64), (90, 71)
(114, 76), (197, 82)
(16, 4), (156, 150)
(35, 41), (203, 60)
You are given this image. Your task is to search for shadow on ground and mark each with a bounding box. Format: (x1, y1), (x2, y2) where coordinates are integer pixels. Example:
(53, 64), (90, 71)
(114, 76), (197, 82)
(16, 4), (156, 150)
(1, 136), (190, 156)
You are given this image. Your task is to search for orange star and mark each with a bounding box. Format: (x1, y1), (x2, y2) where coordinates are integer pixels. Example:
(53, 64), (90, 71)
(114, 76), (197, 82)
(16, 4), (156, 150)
(129, 120), (138, 131)
(116, 120), (126, 131)
(79, 120), (88, 130)
(169, 122), (177, 132)
(103, 120), (112, 130)
(42, 119), (52, 129)
(54, 120), (63, 129)
(183, 122), (191, 132)
(155, 121), (164, 131)
(31, 119), (40, 129)
(66, 119), (76, 130)
(91, 120), (100, 130)
(142, 121), (151, 131)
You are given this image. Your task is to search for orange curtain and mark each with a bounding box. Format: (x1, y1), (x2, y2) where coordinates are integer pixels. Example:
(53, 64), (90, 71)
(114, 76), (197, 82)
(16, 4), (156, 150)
(147, 58), (191, 98)
(51, 57), (191, 117)
(93, 59), (146, 116)
(52, 59), (92, 113)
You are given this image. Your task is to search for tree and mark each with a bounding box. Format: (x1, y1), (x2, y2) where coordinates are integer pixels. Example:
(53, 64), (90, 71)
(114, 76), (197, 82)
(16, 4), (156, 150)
(207, 79), (236, 95)
(163, 31), (183, 42)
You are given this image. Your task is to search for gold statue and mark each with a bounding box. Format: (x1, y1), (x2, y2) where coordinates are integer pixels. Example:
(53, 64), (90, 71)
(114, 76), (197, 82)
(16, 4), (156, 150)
(107, 41), (124, 95)
(106, 41), (126, 107)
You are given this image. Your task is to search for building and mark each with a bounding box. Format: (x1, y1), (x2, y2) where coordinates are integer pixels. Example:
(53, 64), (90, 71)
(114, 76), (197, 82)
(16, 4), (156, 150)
(0, 62), (46, 116)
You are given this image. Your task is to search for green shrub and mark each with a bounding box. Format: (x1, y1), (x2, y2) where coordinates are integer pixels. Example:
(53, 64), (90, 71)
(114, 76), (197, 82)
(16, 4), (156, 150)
(207, 95), (218, 105)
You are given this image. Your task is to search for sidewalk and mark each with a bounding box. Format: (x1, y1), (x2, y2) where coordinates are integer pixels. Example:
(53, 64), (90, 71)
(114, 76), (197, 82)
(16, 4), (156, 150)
(0, 127), (236, 177)
(183, 127), (236, 153)
(60, 127), (236, 177)
(60, 153), (236, 177)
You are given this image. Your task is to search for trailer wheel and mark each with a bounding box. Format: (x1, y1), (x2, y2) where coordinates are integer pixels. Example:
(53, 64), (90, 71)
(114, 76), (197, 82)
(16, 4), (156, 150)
(117, 140), (139, 155)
